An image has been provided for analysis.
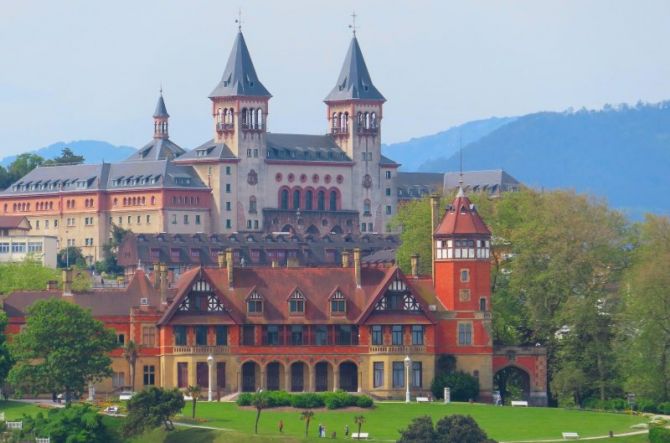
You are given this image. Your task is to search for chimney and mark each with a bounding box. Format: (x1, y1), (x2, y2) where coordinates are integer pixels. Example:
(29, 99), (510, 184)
(353, 248), (361, 288)
(410, 254), (420, 279)
(62, 268), (73, 296)
(341, 250), (351, 268)
(430, 193), (440, 284)
(217, 251), (226, 269)
(225, 248), (234, 288)
(271, 259), (279, 268)
(153, 263), (160, 288)
(159, 263), (168, 305)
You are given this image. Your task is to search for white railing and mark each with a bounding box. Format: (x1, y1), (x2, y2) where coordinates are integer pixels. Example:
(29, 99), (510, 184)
(368, 345), (426, 354)
(6, 421), (22, 430)
(172, 345), (229, 355)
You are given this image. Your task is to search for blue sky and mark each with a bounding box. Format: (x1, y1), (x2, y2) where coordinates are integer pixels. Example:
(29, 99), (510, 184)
(1, 0), (669, 155)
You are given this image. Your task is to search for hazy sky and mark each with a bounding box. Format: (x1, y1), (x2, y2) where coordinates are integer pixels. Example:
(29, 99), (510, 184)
(1, 0), (669, 156)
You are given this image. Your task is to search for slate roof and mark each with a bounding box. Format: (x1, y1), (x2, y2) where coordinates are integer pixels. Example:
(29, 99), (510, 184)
(174, 139), (238, 163)
(117, 231), (400, 268)
(396, 172), (444, 200)
(124, 138), (185, 162)
(380, 155), (400, 167)
(1, 160), (208, 196)
(209, 31), (271, 98)
(266, 133), (351, 163)
(153, 94), (169, 118)
(434, 188), (491, 237)
(325, 37), (385, 102)
(444, 169), (521, 194)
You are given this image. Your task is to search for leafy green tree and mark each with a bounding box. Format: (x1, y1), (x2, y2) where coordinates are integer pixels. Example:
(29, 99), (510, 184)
(122, 340), (139, 393)
(185, 385), (202, 419)
(71, 269), (92, 292)
(300, 409), (314, 437)
(618, 215), (670, 402)
(57, 247), (87, 268)
(43, 147), (85, 166)
(434, 415), (496, 443)
(389, 197), (434, 276)
(122, 387), (185, 437)
(8, 298), (116, 402)
(354, 415), (366, 440)
(7, 153), (44, 181)
(550, 362), (587, 407)
(251, 391), (269, 434)
(18, 404), (113, 443)
(95, 225), (130, 275)
(0, 259), (59, 294)
(397, 415), (436, 443)
(431, 371), (479, 402)
(0, 312), (13, 391)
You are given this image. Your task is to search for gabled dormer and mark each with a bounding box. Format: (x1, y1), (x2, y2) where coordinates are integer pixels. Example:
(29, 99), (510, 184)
(245, 287), (263, 315)
(287, 287), (305, 315)
(328, 287), (347, 316)
(177, 275), (226, 313)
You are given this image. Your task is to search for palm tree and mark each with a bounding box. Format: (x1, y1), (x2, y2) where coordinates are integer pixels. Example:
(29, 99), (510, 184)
(300, 409), (314, 437)
(251, 391), (269, 434)
(122, 340), (138, 393)
(354, 415), (366, 440)
(185, 385), (202, 419)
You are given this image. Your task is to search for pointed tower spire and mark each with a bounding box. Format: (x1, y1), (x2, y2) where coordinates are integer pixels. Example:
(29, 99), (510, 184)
(325, 35), (385, 102)
(209, 31), (271, 98)
(153, 89), (169, 139)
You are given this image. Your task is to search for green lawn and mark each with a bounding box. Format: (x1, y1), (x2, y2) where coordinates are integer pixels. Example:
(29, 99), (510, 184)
(0, 400), (47, 420)
(166, 401), (647, 442)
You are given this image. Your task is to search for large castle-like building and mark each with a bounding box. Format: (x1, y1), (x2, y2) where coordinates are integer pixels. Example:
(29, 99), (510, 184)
(0, 31), (398, 262)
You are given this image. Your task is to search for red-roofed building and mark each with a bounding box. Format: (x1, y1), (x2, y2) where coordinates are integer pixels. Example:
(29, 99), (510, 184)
(1, 188), (547, 404)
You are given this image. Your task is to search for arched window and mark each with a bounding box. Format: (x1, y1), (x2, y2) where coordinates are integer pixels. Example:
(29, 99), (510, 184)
(249, 196), (257, 214)
(364, 199), (371, 215)
(241, 108), (248, 128)
(293, 189), (301, 209)
(256, 108), (263, 129)
(329, 190), (338, 211)
(357, 111), (363, 129)
(280, 189), (289, 210)
(342, 112), (349, 132)
(371, 112), (377, 128)
(228, 108), (234, 124)
(332, 112), (338, 130)
(317, 190), (325, 211)
(305, 190), (313, 210)
(217, 108), (223, 124)
(364, 112), (370, 129)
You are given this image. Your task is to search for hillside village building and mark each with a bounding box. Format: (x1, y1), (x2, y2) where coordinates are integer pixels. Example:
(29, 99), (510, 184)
(0, 31), (398, 263)
(3, 189), (547, 404)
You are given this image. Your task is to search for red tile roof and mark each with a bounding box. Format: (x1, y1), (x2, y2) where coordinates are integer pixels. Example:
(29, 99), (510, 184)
(434, 189), (491, 237)
(0, 216), (30, 230)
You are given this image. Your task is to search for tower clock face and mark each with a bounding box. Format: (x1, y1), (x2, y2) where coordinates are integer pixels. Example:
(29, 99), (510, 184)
(362, 174), (372, 189)
(247, 170), (258, 186)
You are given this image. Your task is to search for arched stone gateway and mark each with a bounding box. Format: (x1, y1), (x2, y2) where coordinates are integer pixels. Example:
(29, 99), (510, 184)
(493, 346), (548, 406)
(315, 361), (332, 392)
(241, 361), (260, 392)
(265, 361), (284, 391)
(290, 362), (307, 392)
(339, 361), (358, 392)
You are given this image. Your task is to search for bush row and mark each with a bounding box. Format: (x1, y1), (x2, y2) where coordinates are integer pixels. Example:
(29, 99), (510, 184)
(650, 427), (670, 443)
(582, 398), (670, 414)
(236, 390), (374, 409)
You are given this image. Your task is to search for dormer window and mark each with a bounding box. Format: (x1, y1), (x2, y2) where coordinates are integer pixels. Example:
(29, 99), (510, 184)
(247, 291), (263, 314)
(330, 290), (346, 314)
(289, 290), (305, 314)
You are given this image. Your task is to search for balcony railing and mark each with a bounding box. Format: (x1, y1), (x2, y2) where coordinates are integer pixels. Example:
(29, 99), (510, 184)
(369, 345), (426, 354)
(216, 122), (234, 133)
(172, 345), (229, 355)
(357, 127), (379, 135)
(331, 127), (349, 136)
(241, 123), (264, 132)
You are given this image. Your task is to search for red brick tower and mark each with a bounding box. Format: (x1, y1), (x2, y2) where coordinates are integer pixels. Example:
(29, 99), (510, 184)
(433, 186), (494, 400)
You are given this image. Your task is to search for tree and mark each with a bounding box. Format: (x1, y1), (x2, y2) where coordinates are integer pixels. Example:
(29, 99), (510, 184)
(354, 415), (366, 440)
(617, 215), (670, 402)
(388, 197), (435, 276)
(57, 247), (87, 268)
(8, 298), (116, 402)
(43, 147), (84, 166)
(122, 387), (185, 437)
(434, 415), (496, 443)
(300, 409), (314, 437)
(71, 269), (92, 292)
(7, 153), (44, 181)
(431, 371), (479, 402)
(0, 312), (13, 392)
(18, 403), (113, 443)
(0, 259), (59, 295)
(122, 340), (139, 393)
(251, 391), (269, 434)
(185, 385), (202, 419)
(550, 362), (587, 407)
(397, 415), (436, 443)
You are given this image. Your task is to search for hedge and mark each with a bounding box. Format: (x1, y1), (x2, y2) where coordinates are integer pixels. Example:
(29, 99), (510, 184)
(236, 390), (373, 410)
(649, 427), (670, 443)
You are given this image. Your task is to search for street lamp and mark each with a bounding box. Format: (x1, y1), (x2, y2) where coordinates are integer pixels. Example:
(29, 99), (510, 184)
(207, 355), (214, 402)
(404, 355), (411, 403)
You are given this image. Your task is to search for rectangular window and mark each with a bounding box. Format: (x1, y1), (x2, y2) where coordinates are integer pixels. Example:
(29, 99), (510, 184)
(0, 243), (8, 253)
(225, 184), (231, 193)
(290, 325), (304, 345)
(27, 242), (42, 253)
(289, 298), (304, 314)
(171, 214), (177, 224)
(117, 334), (125, 346)
(460, 269), (470, 282)
(128, 216), (132, 224)
(143, 365), (155, 386)
(11, 243), (26, 253)
(385, 188), (391, 196)
(392, 361), (405, 388)
(54, 219), (58, 227)
(184, 215), (189, 225)
(225, 219), (232, 229)
(215, 325), (228, 346)
(373, 362), (384, 388)
(195, 215), (201, 225)
(265, 325), (280, 345)
(44, 220), (49, 229)
(253, 220), (259, 229)
(112, 371), (125, 388)
(412, 362), (423, 388)
(371, 325), (383, 345)
(225, 202), (231, 211)
(142, 326), (156, 346)
(411, 325), (424, 345)
(147, 215), (151, 224)
(386, 205), (392, 215)
(247, 220), (252, 229)
(392, 325), (403, 345)
(314, 325), (328, 345)
(177, 362), (188, 388)
(247, 148), (252, 158)
(331, 299), (345, 313)
(386, 171), (392, 179)
(242, 325), (255, 345)
(225, 166), (231, 175)
(458, 323), (472, 345)
(247, 299), (263, 313)
(195, 326), (208, 346)
(174, 326), (187, 346)
(335, 325), (357, 345)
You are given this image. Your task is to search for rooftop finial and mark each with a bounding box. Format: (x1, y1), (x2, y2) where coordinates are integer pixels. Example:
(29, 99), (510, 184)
(458, 130), (464, 189)
(349, 11), (357, 36)
(235, 8), (242, 32)
(159, 83), (163, 96)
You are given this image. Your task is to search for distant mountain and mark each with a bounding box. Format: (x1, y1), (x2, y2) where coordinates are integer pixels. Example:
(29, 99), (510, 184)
(411, 102), (670, 218)
(0, 140), (136, 166)
(382, 117), (516, 171)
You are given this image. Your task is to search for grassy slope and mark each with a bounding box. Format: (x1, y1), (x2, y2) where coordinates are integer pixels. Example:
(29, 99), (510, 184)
(0, 400), (47, 420)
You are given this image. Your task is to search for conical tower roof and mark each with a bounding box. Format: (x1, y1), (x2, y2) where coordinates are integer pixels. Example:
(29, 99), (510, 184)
(325, 36), (385, 102)
(153, 93), (169, 118)
(209, 31), (271, 98)
(434, 187), (491, 237)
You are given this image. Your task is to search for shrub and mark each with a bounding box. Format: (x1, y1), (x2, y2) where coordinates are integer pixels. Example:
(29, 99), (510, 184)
(236, 393), (253, 406)
(356, 396), (374, 408)
(399, 414), (496, 443)
(658, 402), (670, 415)
(237, 391), (372, 410)
(290, 393), (324, 409)
(431, 371), (480, 402)
(649, 426), (670, 443)
(637, 398), (658, 413)
(608, 399), (626, 410)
